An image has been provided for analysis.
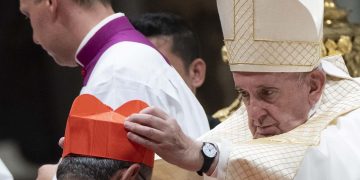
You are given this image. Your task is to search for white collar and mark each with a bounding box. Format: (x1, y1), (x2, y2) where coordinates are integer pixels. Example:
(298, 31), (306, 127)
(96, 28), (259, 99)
(75, 13), (125, 66)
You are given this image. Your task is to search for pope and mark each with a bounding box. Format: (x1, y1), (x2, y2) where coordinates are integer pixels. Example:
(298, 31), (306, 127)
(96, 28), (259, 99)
(125, 0), (360, 179)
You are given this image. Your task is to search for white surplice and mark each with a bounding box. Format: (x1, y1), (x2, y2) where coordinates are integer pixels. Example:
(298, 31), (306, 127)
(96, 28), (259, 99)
(0, 159), (13, 180)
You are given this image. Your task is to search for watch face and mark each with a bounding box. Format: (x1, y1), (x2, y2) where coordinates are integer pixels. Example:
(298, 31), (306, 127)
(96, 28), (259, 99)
(203, 143), (217, 158)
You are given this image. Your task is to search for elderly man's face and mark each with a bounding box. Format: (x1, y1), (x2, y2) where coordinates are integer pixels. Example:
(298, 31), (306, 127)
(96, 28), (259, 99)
(233, 72), (314, 139)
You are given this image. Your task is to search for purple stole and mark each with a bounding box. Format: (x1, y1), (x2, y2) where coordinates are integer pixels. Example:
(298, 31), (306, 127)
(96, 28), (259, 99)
(76, 16), (169, 86)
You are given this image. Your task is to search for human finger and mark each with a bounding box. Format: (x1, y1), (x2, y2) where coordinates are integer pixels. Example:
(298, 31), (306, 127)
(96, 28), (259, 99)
(127, 131), (158, 151)
(126, 113), (167, 131)
(139, 107), (170, 120)
(124, 121), (165, 143)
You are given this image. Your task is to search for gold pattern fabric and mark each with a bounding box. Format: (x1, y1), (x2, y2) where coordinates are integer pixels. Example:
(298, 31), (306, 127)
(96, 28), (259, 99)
(201, 58), (360, 179)
(223, 0), (322, 72)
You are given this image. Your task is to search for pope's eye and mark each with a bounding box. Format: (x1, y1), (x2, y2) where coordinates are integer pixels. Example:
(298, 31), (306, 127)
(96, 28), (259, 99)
(262, 89), (273, 96)
(258, 88), (279, 103)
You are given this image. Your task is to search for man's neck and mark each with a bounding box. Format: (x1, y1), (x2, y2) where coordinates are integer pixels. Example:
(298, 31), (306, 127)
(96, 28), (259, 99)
(60, 2), (115, 52)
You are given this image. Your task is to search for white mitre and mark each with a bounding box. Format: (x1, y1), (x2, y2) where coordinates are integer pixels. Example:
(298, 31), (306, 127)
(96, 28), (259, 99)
(217, 0), (324, 72)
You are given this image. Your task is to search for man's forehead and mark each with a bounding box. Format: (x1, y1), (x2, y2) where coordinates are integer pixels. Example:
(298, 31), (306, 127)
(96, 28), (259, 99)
(233, 71), (278, 79)
(233, 71), (298, 78)
(233, 72), (298, 88)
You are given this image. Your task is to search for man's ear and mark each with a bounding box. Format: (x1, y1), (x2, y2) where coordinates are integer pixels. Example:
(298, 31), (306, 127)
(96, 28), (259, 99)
(46, 0), (58, 21)
(112, 164), (141, 180)
(188, 58), (206, 90)
(308, 69), (326, 106)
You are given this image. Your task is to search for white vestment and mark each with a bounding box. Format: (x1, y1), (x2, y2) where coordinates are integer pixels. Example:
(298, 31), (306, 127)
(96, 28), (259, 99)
(0, 159), (13, 180)
(204, 57), (360, 180)
(295, 107), (360, 179)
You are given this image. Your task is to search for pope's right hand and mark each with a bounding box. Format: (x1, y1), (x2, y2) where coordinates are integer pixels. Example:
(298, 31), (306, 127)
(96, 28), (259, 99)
(124, 107), (203, 171)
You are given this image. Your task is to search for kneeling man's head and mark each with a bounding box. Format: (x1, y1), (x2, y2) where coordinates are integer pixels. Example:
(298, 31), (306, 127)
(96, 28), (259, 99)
(57, 155), (151, 180)
(57, 94), (154, 179)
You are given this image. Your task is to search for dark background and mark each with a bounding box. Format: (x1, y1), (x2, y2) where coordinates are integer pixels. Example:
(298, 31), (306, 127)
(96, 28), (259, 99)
(0, 0), (359, 179)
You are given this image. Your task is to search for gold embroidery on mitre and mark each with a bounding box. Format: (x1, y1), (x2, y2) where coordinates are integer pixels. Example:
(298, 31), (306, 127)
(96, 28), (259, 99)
(201, 58), (360, 180)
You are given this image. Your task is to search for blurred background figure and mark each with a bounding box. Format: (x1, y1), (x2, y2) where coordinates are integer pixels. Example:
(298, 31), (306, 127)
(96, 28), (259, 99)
(132, 12), (221, 129)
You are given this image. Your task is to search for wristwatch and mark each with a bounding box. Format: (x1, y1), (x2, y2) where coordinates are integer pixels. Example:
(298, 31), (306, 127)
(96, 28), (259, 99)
(197, 142), (218, 176)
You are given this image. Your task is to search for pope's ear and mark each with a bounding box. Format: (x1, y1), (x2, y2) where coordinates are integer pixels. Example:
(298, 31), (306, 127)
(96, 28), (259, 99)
(308, 69), (326, 106)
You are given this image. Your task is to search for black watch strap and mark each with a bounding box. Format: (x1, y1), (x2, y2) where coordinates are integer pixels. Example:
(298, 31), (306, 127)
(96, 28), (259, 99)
(197, 142), (217, 176)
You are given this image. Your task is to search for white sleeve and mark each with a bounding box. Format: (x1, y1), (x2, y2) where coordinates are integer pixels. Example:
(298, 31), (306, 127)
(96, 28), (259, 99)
(295, 108), (360, 180)
(0, 159), (13, 180)
(203, 140), (232, 180)
(81, 42), (209, 139)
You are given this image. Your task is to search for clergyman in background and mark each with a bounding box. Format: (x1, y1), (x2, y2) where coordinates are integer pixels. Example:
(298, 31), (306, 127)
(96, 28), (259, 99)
(132, 12), (221, 129)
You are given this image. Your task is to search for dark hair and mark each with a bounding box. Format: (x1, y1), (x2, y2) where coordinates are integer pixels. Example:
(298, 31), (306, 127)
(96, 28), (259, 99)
(131, 13), (201, 69)
(57, 155), (152, 180)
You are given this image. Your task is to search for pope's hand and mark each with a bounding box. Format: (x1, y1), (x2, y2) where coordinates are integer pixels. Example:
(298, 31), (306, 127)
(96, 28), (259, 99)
(125, 107), (203, 171)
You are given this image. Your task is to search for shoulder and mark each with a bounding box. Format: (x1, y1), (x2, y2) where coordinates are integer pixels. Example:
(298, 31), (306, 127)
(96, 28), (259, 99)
(86, 41), (172, 86)
(89, 41), (171, 82)
(103, 41), (166, 66)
